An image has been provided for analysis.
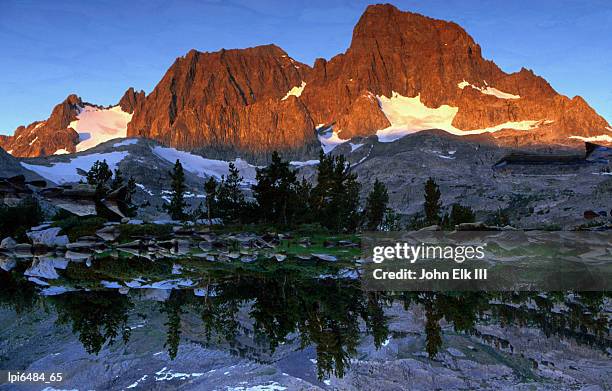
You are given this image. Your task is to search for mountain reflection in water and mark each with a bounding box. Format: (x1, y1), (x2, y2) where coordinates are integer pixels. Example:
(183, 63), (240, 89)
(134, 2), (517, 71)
(1, 254), (610, 387)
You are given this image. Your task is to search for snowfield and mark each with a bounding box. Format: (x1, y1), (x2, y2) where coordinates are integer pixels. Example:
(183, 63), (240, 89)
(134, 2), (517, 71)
(376, 92), (545, 142)
(152, 146), (258, 184)
(289, 159), (319, 167)
(569, 135), (612, 143)
(318, 128), (348, 153)
(70, 105), (133, 152)
(457, 80), (520, 99)
(281, 81), (306, 100)
(113, 138), (139, 148)
(21, 151), (129, 184)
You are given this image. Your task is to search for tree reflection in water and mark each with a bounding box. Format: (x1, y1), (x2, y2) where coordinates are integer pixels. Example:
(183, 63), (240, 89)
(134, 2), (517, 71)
(1, 269), (610, 380)
(52, 291), (133, 355)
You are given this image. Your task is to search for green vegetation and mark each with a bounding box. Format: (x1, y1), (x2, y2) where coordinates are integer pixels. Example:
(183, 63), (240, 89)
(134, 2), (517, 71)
(86, 159), (113, 197)
(446, 203), (475, 228)
(164, 159), (188, 221)
(310, 151), (361, 232)
(0, 197), (44, 241)
(423, 177), (442, 225)
(253, 151), (303, 226)
(216, 162), (246, 224)
(116, 223), (173, 242)
(203, 176), (217, 226)
(86, 159), (137, 218)
(52, 216), (107, 241)
(363, 179), (389, 231)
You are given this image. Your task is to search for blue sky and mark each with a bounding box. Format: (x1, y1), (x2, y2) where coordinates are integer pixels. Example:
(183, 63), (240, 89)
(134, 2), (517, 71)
(1, 0), (611, 134)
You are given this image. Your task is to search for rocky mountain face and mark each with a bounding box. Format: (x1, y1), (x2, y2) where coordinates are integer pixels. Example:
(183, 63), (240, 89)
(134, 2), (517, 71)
(118, 87), (146, 114)
(127, 45), (316, 154)
(127, 4), (610, 153)
(1, 89), (144, 158)
(4, 4), (610, 158)
(0, 95), (82, 157)
(0, 146), (43, 180)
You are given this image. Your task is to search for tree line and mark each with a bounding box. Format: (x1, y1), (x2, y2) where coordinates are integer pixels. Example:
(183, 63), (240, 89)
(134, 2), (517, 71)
(164, 150), (478, 232)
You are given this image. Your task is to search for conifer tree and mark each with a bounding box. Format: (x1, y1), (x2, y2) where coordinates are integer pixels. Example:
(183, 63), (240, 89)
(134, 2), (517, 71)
(125, 177), (137, 217)
(293, 177), (313, 225)
(111, 168), (125, 191)
(311, 151), (361, 232)
(216, 162), (245, 224)
(204, 176), (218, 226)
(165, 159), (187, 221)
(423, 177), (442, 225)
(86, 160), (113, 197)
(364, 179), (389, 231)
(252, 151), (299, 226)
(448, 203), (475, 228)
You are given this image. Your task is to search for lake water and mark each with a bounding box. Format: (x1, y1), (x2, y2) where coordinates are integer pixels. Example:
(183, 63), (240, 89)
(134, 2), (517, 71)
(0, 251), (610, 390)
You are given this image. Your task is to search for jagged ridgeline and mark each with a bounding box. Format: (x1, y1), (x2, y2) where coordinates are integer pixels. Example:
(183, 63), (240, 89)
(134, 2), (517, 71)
(2, 4), (610, 158)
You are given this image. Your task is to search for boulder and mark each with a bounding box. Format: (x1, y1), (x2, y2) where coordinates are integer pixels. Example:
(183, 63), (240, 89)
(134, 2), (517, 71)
(25, 258), (61, 279)
(172, 264), (183, 275)
(312, 253), (338, 262)
(418, 225), (441, 231)
(96, 225), (120, 241)
(27, 227), (69, 247)
(274, 254), (287, 262)
(0, 257), (16, 272)
(0, 237), (17, 249)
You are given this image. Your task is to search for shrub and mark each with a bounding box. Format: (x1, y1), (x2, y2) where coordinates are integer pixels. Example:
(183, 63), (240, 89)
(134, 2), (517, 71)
(0, 197), (44, 241)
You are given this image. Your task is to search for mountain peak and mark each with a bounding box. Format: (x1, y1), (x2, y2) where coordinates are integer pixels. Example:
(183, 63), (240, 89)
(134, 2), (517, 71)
(118, 87), (145, 114)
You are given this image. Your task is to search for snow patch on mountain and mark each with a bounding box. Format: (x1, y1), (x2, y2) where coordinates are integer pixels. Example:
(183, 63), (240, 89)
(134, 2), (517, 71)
(569, 135), (612, 143)
(70, 105), (133, 152)
(53, 149), (70, 155)
(151, 146), (257, 184)
(281, 81), (306, 100)
(318, 128), (348, 153)
(376, 92), (543, 142)
(290, 159), (319, 167)
(113, 138), (139, 148)
(350, 143), (364, 152)
(21, 151), (129, 184)
(458, 80), (520, 99)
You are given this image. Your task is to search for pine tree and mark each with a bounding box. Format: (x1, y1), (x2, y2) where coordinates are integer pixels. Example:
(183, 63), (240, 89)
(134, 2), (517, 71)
(364, 179), (389, 231)
(449, 204), (475, 228)
(204, 176), (218, 226)
(86, 160), (113, 197)
(293, 177), (313, 225)
(111, 168), (125, 191)
(125, 177), (137, 217)
(311, 151), (361, 232)
(165, 159), (187, 221)
(423, 177), (442, 225)
(216, 162), (245, 224)
(252, 151), (299, 226)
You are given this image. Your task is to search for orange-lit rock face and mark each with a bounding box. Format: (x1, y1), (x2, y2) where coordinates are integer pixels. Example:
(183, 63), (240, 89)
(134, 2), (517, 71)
(126, 45), (316, 152)
(0, 95), (82, 157)
(4, 4), (610, 157)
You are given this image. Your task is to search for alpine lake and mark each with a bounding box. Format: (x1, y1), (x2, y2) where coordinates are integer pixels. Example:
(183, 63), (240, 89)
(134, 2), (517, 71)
(0, 221), (610, 390)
